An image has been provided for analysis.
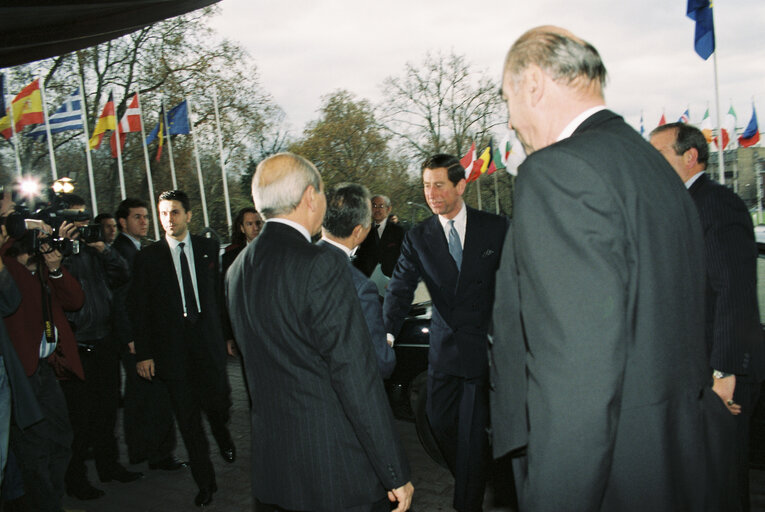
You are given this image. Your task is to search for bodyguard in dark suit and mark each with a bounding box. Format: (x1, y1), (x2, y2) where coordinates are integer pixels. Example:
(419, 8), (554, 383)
(384, 154), (508, 512)
(651, 122), (765, 511)
(129, 190), (233, 508)
(225, 153), (413, 512)
(354, 195), (405, 278)
(491, 26), (732, 511)
(317, 183), (396, 378)
(112, 198), (181, 472)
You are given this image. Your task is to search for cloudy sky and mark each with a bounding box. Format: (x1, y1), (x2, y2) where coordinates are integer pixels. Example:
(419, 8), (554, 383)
(210, 0), (764, 137)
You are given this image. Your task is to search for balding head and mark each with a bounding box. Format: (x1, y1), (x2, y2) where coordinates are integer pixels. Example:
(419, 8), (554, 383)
(504, 25), (607, 97)
(252, 152), (323, 219)
(501, 26), (608, 153)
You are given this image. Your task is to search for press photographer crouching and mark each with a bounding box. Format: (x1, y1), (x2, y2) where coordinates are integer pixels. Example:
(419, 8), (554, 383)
(0, 210), (85, 512)
(55, 194), (141, 501)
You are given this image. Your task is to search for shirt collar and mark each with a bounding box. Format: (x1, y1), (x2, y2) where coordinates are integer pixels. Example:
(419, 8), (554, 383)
(685, 171), (705, 189)
(124, 232), (142, 250)
(266, 218), (312, 242)
(376, 217), (388, 232)
(165, 230), (191, 251)
(556, 105), (608, 142)
(320, 236), (353, 258)
(438, 201), (466, 230)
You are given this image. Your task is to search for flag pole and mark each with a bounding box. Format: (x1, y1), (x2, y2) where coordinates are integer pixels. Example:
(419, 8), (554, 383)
(5, 80), (23, 177)
(493, 172), (499, 214)
(136, 93), (160, 240)
(77, 75), (98, 215)
(185, 96), (209, 227)
(711, 7), (725, 185)
(38, 77), (58, 181)
(161, 94), (178, 189)
(112, 88), (126, 199)
(476, 180), (482, 210)
(212, 86), (232, 233)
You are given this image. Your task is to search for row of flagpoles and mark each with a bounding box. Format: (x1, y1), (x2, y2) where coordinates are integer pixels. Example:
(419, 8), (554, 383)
(639, 104), (760, 150)
(0, 75), (234, 240)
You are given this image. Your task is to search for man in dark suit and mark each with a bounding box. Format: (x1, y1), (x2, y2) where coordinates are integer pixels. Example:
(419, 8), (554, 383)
(490, 26), (732, 511)
(354, 194), (405, 277)
(318, 183), (396, 378)
(651, 122), (765, 511)
(112, 198), (182, 473)
(383, 154), (508, 512)
(129, 190), (233, 508)
(225, 152), (413, 512)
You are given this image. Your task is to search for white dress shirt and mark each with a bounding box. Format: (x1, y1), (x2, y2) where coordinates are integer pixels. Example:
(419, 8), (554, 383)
(438, 201), (467, 249)
(165, 232), (201, 316)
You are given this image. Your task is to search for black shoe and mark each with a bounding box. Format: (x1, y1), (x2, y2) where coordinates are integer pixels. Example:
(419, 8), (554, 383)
(98, 463), (143, 483)
(66, 482), (105, 500)
(194, 483), (217, 507)
(220, 443), (236, 463)
(149, 456), (187, 471)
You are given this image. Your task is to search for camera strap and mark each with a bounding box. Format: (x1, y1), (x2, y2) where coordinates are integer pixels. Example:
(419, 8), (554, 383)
(36, 262), (55, 345)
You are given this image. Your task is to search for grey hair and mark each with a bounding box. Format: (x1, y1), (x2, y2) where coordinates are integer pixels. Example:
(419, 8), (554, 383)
(324, 183), (372, 238)
(372, 195), (391, 207)
(504, 26), (607, 96)
(252, 152), (322, 219)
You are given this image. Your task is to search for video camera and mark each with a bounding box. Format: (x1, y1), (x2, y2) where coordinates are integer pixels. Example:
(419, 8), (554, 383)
(0, 178), (103, 256)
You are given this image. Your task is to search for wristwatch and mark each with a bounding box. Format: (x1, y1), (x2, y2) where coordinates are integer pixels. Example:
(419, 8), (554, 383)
(712, 370), (733, 379)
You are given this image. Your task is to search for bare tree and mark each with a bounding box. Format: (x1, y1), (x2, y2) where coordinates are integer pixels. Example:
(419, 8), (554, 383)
(379, 51), (505, 165)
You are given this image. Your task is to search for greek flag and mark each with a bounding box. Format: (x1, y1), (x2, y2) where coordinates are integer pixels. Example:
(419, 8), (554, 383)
(27, 88), (84, 139)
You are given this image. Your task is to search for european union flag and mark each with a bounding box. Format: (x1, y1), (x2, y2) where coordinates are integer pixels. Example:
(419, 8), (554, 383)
(687, 0), (715, 60)
(145, 100), (190, 145)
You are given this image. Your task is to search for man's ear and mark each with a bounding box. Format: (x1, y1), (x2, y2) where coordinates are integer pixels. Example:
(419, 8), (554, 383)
(456, 178), (467, 196)
(683, 147), (699, 169)
(526, 65), (546, 107)
(118, 218), (127, 231)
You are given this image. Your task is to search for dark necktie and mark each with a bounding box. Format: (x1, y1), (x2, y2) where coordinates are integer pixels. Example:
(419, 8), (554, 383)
(179, 242), (199, 322)
(447, 220), (462, 270)
(373, 224), (380, 242)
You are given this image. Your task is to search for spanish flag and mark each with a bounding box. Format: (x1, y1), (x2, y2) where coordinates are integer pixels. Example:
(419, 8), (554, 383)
(89, 92), (117, 150)
(0, 78), (44, 140)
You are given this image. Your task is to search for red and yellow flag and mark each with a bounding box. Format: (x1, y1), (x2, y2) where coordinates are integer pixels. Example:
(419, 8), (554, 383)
(89, 92), (117, 150)
(0, 79), (44, 139)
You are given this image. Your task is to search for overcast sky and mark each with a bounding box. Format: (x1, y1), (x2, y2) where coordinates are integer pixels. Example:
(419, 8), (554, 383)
(210, 0), (764, 138)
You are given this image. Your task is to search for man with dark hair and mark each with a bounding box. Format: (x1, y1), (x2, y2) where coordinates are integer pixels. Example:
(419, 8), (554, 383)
(383, 153), (508, 512)
(94, 213), (117, 245)
(221, 206), (262, 356)
(129, 190), (233, 507)
(651, 121), (765, 511)
(226, 153), (413, 512)
(318, 183), (395, 378)
(112, 197), (183, 473)
(353, 194), (405, 278)
(490, 25), (730, 510)
(57, 197), (141, 500)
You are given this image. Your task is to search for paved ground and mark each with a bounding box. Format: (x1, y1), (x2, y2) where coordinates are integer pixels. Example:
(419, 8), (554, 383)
(57, 359), (765, 511)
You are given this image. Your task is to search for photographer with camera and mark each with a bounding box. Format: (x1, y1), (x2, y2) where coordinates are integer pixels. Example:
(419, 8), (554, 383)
(55, 194), (141, 501)
(1, 215), (84, 512)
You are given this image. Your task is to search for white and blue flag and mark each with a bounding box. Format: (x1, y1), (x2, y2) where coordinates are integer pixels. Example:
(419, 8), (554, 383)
(27, 88), (84, 139)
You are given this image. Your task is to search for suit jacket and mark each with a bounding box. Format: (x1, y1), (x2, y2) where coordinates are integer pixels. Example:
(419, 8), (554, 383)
(689, 173), (765, 382)
(0, 241), (84, 380)
(354, 218), (405, 277)
(220, 243), (244, 341)
(225, 222), (410, 511)
(0, 267), (44, 429)
(383, 207), (508, 378)
(490, 109), (732, 511)
(112, 232), (141, 347)
(128, 234), (227, 379)
(317, 240), (396, 378)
